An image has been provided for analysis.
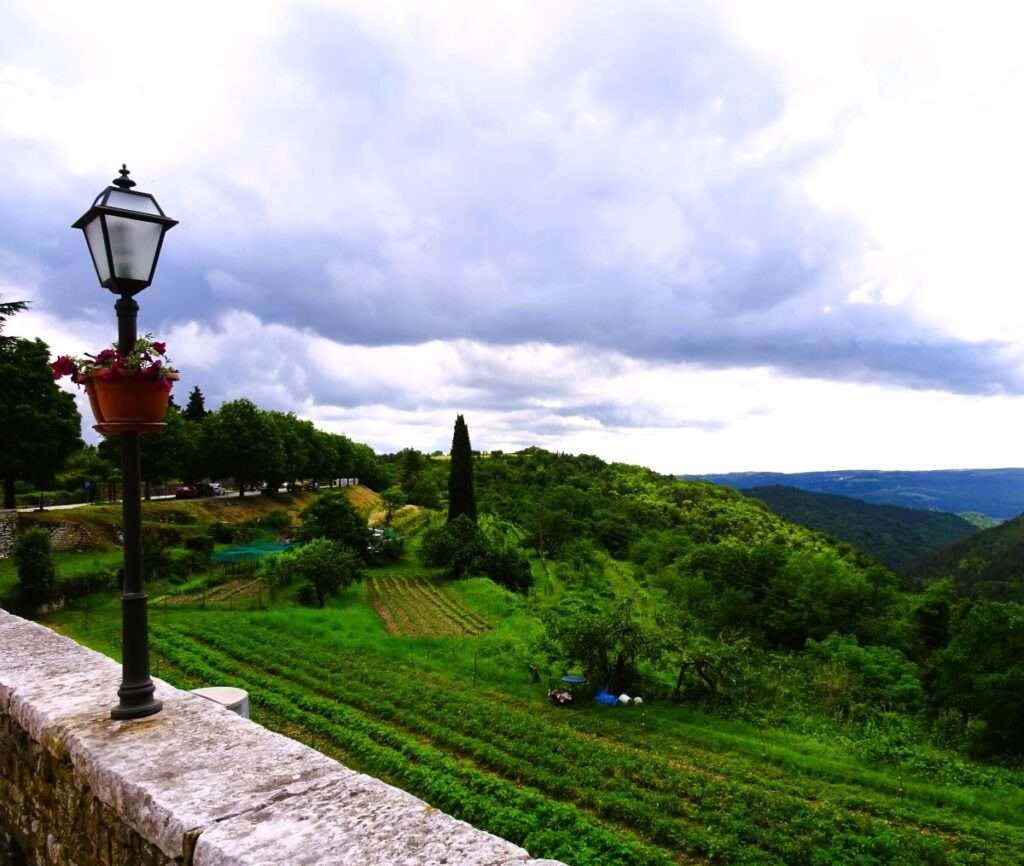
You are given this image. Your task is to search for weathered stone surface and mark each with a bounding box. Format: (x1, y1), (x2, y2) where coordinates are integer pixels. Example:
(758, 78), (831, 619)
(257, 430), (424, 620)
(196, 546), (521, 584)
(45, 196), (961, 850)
(194, 772), (530, 866)
(0, 611), (567, 866)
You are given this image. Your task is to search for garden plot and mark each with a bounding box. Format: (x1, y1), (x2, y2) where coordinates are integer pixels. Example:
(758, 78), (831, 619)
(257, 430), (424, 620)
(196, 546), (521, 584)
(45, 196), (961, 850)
(368, 575), (490, 637)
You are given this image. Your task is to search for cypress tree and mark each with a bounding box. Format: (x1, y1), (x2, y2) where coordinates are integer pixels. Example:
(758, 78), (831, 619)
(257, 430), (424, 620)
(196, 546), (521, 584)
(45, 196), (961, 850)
(447, 414), (476, 523)
(183, 386), (208, 421)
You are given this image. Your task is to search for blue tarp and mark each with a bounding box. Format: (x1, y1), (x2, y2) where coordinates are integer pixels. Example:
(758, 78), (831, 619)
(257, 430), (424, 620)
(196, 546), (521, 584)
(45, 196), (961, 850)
(594, 689), (618, 706)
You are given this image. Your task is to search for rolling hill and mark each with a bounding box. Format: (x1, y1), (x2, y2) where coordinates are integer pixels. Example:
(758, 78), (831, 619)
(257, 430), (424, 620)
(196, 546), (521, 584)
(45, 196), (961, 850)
(908, 513), (1024, 599)
(689, 468), (1024, 520)
(744, 485), (978, 571)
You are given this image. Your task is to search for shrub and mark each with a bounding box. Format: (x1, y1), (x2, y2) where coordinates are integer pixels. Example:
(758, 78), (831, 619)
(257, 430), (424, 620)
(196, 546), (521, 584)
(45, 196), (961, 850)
(185, 535), (215, 558)
(259, 539), (364, 607)
(296, 493), (370, 559)
(420, 514), (487, 577)
(366, 529), (405, 565)
(14, 528), (57, 608)
(209, 522), (237, 544)
(260, 509), (293, 532)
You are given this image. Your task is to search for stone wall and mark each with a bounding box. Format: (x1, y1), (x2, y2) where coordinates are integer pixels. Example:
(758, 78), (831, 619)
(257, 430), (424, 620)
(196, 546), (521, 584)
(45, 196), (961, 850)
(43, 522), (95, 554)
(0, 512), (15, 560)
(0, 611), (564, 866)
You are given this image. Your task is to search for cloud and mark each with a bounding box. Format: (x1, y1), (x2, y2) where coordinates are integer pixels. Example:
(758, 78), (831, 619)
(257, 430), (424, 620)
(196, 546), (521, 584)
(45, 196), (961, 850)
(4, 1), (1024, 471)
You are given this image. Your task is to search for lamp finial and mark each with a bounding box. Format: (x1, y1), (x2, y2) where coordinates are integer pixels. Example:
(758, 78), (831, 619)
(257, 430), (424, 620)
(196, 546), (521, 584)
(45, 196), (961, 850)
(112, 164), (136, 190)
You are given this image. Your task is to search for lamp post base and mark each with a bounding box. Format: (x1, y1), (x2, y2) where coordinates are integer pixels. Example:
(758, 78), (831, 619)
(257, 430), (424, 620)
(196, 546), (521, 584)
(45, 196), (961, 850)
(110, 677), (162, 720)
(110, 696), (163, 721)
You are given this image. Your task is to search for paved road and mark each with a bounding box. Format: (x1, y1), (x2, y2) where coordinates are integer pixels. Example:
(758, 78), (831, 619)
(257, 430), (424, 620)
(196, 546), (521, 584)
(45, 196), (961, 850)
(16, 491), (244, 513)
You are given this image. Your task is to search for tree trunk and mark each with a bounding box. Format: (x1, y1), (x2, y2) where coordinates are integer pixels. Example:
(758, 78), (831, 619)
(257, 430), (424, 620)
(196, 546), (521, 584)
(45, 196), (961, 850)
(674, 665), (687, 697)
(238, 483), (245, 498)
(144, 481), (151, 501)
(3, 477), (15, 510)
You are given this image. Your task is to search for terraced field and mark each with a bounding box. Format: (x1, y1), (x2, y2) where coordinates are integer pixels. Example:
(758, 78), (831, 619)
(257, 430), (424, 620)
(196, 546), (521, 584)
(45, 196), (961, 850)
(144, 613), (1024, 866)
(368, 575), (490, 636)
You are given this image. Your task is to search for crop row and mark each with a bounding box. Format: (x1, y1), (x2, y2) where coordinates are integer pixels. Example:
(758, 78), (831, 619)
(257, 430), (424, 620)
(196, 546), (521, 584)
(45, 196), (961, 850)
(162, 620), (964, 866)
(148, 627), (674, 866)
(369, 575), (488, 637)
(176, 616), (1022, 846)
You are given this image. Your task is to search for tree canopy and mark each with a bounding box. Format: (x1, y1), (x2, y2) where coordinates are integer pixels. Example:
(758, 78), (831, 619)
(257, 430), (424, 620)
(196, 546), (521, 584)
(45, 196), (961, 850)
(0, 336), (81, 508)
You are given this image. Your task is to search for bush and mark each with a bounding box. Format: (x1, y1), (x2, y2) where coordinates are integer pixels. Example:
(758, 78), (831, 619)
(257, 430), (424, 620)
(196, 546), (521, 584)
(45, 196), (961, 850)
(141, 527), (173, 582)
(806, 634), (924, 720)
(209, 522), (237, 544)
(366, 529), (405, 565)
(14, 528), (57, 608)
(258, 538), (364, 607)
(296, 493), (370, 559)
(479, 548), (533, 593)
(260, 509), (293, 532)
(185, 535), (215, 557)
(420, 515), (487, 577)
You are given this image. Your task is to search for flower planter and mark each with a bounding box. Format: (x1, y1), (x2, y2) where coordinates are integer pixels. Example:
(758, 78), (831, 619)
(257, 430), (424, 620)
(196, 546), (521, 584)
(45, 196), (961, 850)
(85, 372), (179, 424)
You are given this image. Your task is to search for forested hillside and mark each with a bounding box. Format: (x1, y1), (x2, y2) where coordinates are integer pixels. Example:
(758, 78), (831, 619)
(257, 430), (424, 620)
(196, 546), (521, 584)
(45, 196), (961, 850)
(745, 485), (977, 570)
(908, 514), (1024, 600)
(691, 467), (1024, 520)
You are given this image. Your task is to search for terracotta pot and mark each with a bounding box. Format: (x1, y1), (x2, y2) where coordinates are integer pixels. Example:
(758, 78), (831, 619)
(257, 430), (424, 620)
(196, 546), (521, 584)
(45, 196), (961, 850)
(85, 373), (179, 424)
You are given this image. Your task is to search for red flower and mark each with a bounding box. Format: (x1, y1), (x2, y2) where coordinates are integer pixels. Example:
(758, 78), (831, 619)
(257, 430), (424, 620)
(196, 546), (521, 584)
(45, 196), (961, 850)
(152, 341), (167, 355)
(95, 348), (118, 366)
(51, 356), (76, 380)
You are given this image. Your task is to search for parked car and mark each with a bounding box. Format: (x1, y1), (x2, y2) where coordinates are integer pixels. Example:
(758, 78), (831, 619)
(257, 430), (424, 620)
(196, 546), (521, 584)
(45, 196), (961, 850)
(209, 482), (226, 496)
(174, 485), (199, 499)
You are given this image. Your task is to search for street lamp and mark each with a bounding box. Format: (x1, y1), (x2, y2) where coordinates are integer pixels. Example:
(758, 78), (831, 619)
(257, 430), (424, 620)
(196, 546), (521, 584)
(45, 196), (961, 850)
(73, 165), (177, 720)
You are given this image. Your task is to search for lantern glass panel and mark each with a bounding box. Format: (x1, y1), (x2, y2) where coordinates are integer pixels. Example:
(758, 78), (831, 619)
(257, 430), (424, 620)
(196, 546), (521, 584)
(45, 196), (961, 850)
(105, 190), (162, 215)
(105, 215), (163, 282)
(83, 216), (110, 283)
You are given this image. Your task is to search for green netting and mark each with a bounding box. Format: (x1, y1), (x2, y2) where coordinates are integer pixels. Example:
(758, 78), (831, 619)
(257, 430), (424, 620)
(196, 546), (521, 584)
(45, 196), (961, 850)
(211, 542), (292, 562)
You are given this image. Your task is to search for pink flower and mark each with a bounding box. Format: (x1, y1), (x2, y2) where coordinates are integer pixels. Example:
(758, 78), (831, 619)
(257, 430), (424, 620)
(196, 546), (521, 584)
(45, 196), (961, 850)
(95, 348), (118, 366)
(152, 341), (166, 355)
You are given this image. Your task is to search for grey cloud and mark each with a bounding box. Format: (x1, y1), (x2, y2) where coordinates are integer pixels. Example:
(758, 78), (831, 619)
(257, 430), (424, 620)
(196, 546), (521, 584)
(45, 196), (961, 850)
(5, 1), (1021, 400)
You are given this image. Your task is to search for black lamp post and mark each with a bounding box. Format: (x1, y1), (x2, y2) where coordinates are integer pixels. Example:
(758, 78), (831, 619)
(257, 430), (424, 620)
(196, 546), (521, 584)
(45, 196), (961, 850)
(73, 166), (177, 720)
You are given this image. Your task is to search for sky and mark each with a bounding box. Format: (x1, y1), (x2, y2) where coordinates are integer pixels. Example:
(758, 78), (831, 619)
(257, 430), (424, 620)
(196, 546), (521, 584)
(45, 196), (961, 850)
(3, 0), (1024, 474)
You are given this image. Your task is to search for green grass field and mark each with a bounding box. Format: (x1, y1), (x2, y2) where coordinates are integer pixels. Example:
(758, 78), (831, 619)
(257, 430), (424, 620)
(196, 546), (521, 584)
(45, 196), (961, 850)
(46, 568), (1024, 866)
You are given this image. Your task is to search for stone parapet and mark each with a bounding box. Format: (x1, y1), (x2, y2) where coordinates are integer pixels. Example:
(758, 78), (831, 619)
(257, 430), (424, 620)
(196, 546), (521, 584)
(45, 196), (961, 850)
(0, 610), (565, 866)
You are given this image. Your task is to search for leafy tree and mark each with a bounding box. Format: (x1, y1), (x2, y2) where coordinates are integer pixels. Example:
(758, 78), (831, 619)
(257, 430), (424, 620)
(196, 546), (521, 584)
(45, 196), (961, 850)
(183, 386), (207, 421)
(0, 336), (82, 508)
(295, 491), (371, 559)
(420, 514), (487, 578)
(540, 594), (657, 693)
(396, 448), (426, 488)
(913, 578), (959, 656)
(100, 404), (197, 494)
(447, 414), (476, 523)
(261, 538), (363, 608)
(406, 473), (442, 509)
(658, 620), (753, 703)
(381, 486), (406, 525)
(478, 547), (533, 593)
(202, 399), (284, 495)
(14, 527), (57, 609)
(806, 634), (924, 719)
(933, 601), (1024, 752)
(56, 446), (117, 499)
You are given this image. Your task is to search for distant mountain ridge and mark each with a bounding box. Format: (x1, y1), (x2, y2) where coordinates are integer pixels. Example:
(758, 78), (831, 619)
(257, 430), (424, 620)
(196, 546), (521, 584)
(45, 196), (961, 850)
(686, 468), (1024, 520)
(744, 485), (978, 571)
